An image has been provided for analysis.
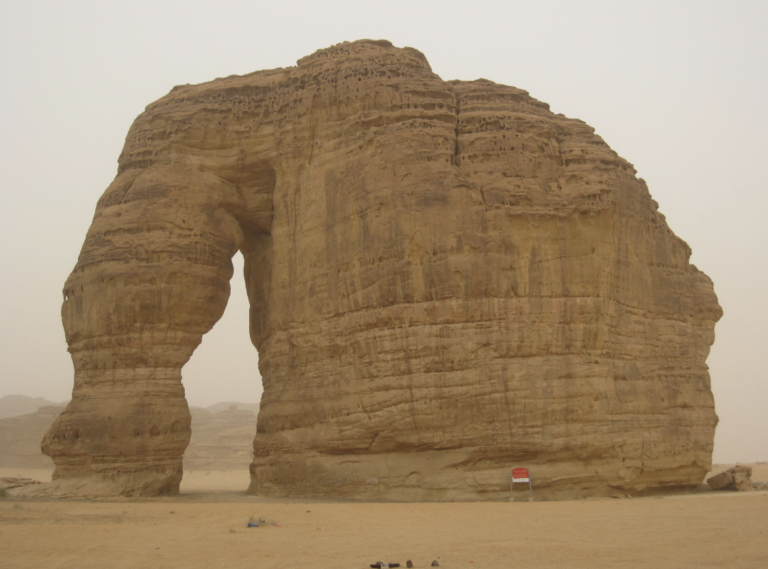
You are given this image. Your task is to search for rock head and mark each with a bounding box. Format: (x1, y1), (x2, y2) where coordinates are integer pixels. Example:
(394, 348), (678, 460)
(43, 40), (722, 499)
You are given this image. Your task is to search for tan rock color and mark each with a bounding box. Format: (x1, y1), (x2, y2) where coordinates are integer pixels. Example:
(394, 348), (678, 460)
(43, 40), (721, 499)
(707, 466), (753, 491)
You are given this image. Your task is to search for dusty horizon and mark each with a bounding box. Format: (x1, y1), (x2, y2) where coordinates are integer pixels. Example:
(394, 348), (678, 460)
(2, 464), (768, 568)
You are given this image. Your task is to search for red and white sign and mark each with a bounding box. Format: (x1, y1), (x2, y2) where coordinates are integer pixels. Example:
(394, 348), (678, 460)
(512, 468), (530, 483)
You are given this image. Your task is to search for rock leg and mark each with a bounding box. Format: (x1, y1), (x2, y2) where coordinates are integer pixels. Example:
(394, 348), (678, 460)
(43, 165), (245, 495)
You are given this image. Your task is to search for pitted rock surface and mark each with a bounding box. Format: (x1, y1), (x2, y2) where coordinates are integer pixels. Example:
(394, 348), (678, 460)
(44, 40), (722, 499)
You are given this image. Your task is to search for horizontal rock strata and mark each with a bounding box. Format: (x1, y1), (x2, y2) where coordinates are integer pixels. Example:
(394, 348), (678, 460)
(44, 40), (721, 499)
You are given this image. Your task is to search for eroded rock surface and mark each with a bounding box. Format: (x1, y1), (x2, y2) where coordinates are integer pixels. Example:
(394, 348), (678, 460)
(44, 40), (721, 499)
(707, 466), (753, 491)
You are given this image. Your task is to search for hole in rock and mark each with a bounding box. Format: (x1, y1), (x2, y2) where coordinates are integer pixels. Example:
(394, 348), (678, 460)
(180, 157), (274, 416)
(179, 251), (262, 482)
(179, 159), (273, 481)
(181, 250), (262, 414)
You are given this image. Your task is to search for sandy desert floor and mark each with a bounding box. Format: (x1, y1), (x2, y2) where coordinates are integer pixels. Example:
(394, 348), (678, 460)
(1, 465), (767, 569)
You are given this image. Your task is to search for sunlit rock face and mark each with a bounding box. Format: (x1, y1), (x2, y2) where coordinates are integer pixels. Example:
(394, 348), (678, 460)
(43, 40), (722, 499)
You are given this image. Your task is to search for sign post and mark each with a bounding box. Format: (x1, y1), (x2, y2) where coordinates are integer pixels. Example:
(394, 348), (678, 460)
(510, 467), (533, 502)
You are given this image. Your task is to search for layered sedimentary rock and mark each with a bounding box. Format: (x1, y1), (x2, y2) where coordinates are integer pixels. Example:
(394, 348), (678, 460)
(44, 40), (722, 499)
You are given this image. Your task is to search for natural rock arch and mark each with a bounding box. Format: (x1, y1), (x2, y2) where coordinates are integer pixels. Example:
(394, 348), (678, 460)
(43, 40), (722, 499)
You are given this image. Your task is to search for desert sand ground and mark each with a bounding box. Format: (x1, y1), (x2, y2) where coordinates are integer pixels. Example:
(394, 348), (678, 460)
(1, 465), (767, 569)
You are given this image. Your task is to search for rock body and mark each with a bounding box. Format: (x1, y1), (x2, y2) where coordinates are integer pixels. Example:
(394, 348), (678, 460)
(44, 40), (722, 499)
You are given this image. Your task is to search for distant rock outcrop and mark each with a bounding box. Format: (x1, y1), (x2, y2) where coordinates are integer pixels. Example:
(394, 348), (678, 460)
(0, 401), (257, 472)
(195, 402), (260, 415)
(43, 40), (721, 499)
(0, 395), (61, 420)
(0, 405), (64, 468)
(184, 406), (257, 470)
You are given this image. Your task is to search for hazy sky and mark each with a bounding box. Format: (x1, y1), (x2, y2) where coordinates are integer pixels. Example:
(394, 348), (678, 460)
(1, 1), (765, 463)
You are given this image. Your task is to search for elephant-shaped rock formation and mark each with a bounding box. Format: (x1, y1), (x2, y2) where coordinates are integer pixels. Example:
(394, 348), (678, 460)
(43, 40), (722, 499)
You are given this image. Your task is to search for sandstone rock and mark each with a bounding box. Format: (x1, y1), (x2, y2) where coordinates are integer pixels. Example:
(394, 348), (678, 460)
(43, 40), (721, 499)
(707, 466), (753, 491)
(705, 470), (731, 490)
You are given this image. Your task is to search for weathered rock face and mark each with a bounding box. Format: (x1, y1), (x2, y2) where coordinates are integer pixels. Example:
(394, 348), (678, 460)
(707, 466), (753, 491)
(44, 40), (722, 499)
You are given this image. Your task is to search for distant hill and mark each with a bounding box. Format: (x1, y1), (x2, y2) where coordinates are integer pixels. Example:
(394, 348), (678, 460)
(0, 404), (66, 467)
(0, 395), (63, 419)
(193, 401), (260, 415)
(185, 406), (258, 470)
(0, 397), (259, 470)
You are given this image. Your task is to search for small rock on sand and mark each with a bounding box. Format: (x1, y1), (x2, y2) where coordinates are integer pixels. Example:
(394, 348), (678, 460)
(707, 465), (753, 491)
